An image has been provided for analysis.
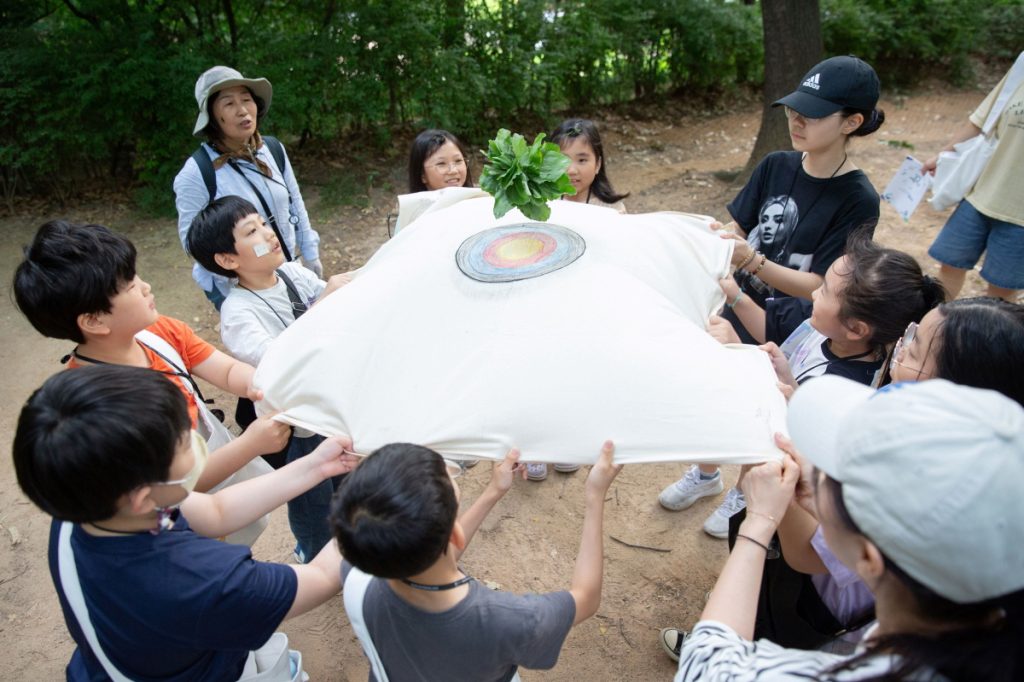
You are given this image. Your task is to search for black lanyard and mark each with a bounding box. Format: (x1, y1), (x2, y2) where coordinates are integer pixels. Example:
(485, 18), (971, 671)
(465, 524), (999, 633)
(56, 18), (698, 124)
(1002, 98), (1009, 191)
(238, 268), (309, 328)
(227, 161), (294, 262)
(63, 342), (212, 407)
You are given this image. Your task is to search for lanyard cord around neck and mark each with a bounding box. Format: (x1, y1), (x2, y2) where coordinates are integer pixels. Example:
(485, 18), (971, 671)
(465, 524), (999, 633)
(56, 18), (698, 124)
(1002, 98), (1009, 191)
(65, 343), (212, 407)
(238, 268), (308, 329)
(227, 161), (296, 262)
(771, 152), (848, 263)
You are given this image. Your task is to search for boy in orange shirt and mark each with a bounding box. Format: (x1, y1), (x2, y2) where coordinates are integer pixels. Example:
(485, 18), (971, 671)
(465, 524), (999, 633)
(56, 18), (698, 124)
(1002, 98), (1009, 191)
(13, 220), (288, 505)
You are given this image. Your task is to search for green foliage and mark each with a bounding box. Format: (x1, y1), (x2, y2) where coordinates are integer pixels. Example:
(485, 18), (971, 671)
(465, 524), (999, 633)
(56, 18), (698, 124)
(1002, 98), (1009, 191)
(821, 0), (1024, 84)
(1, 0), (1021, 208)
(479, 130), (574, 221)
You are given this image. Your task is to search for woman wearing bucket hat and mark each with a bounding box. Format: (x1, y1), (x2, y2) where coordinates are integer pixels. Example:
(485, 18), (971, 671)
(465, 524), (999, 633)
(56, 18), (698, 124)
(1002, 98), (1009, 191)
(173, 66), (322, 310)
(657, 56), (887, 535)
(674, 377), (1024, 681)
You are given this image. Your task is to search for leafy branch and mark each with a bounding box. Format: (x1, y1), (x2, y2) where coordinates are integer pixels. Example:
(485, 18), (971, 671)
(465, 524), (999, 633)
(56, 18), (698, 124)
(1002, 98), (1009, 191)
(479, 129), (575, 221)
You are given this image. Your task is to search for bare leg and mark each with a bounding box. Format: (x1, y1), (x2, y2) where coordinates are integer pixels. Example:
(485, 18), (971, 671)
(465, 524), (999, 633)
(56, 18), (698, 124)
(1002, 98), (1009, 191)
(986, 283), (1020, 302)
(698, 464), (719, 476)
(936, 263), (967, 300)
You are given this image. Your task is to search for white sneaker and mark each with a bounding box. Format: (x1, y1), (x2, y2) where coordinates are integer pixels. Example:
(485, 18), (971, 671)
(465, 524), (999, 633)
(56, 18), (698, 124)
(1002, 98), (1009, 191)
(702, 487), (746, 539)
(658, 465), (723, 511)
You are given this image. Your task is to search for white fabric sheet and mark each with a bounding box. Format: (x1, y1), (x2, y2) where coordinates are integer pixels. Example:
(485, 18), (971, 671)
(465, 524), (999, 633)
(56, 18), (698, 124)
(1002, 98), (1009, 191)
(255, 192), (786, 464)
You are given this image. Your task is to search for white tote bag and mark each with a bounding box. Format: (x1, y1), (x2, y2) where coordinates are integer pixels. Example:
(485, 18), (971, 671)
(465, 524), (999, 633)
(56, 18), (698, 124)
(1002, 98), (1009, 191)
(136, 331), (273, 546)
(930, 51), (1024, 211)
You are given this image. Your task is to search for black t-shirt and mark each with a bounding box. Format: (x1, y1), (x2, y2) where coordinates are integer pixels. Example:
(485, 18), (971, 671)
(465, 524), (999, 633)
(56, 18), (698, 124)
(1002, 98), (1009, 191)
(727, 151), (879, 307)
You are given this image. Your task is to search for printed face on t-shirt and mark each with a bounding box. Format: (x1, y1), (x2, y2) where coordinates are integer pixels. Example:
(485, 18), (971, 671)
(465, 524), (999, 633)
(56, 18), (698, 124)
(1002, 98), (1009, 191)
(759, 202), (786, 244)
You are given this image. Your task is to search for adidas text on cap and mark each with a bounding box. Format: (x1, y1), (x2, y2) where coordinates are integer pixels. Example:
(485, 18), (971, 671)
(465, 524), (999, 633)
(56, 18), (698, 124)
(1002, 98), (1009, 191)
(773, 55), (880, 119)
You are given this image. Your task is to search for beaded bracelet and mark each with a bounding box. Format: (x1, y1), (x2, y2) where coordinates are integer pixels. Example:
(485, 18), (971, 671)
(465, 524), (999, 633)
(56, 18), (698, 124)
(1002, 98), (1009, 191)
(736, 533), (771, 553)
(751, 254), (768, 275)
(737, 249), (757, 270)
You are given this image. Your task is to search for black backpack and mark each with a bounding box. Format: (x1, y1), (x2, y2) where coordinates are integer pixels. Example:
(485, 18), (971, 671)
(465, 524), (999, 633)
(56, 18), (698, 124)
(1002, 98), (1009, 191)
(190, 135), (286, 202)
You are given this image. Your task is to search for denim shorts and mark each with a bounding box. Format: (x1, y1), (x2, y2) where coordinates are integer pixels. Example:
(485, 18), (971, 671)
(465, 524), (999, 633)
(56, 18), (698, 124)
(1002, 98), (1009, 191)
(928, 200), (1024, 290)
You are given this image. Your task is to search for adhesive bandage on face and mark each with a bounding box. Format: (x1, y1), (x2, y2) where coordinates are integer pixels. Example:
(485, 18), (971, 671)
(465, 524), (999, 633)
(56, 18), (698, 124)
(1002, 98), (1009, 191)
(253, 243), (271, 257)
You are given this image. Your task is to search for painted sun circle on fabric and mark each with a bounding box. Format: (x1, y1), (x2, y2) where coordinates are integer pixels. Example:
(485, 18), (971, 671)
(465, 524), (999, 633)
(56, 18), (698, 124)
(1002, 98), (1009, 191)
(456, 223), (586, 283)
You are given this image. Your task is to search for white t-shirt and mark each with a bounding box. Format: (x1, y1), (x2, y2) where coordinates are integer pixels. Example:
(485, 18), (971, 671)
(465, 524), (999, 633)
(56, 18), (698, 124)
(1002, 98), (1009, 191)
(220, 261), (325, 368)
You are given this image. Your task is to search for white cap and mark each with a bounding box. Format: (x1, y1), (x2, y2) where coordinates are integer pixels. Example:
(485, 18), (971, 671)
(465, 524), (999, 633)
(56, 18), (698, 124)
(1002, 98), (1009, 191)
(788, 377), (1024, 603)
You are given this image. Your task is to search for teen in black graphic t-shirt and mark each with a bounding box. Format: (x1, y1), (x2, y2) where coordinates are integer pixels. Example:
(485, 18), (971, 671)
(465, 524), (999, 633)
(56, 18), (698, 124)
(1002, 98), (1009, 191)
(727, 151), (879, 308)
(717, 56), (886, 344)
(658, 57), (889, 554)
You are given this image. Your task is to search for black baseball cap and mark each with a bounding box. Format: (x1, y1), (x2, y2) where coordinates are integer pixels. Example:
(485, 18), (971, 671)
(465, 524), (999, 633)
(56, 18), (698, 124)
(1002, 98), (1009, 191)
(773, 56), (880, 118)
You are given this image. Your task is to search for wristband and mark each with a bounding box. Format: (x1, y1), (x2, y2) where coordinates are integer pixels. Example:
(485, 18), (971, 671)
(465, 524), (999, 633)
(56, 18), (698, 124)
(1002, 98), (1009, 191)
(725, 291), (744, 309)
(736, 533), (771, 553)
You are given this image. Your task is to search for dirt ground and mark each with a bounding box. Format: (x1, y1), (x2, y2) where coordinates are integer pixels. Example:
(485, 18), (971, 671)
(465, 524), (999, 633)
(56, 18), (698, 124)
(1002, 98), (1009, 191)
(0, 83), (1005, 680)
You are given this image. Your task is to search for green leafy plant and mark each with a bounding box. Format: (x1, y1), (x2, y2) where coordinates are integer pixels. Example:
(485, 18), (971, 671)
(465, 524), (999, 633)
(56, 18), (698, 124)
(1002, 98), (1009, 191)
(479, 129), (575, 221)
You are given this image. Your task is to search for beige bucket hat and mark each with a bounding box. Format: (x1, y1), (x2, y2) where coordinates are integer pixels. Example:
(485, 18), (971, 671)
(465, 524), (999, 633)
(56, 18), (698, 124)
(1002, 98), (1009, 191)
(192, 65), (273, 136)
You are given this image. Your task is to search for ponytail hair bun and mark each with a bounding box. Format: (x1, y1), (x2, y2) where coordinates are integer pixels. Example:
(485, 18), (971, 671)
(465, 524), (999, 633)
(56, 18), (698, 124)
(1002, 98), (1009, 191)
(844, 107), (885, 137)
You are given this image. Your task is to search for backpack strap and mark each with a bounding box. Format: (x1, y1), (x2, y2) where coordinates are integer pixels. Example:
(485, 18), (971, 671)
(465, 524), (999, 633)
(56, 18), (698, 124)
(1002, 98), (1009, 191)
(275, 268), (308, 319)
(263, 136), (287, 175)
(191, 145), (217, 203)
(57, 522), (133, 682)
(191, 137), (285, 204)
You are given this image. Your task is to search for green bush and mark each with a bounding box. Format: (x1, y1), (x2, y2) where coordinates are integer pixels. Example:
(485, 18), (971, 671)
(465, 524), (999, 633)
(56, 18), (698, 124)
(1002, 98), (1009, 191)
(1, 0), (1020, 210)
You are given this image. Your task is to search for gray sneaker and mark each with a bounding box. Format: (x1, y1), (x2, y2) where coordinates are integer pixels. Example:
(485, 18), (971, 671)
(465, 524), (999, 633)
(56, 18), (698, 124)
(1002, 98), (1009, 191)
(526, 462), (548, 481)
(702, 486), (746, 539)
(658, 465), (723, 511)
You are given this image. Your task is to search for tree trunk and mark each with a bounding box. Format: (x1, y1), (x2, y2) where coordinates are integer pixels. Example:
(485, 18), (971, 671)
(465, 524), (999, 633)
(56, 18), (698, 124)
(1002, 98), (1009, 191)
(737, 0), (823, 184)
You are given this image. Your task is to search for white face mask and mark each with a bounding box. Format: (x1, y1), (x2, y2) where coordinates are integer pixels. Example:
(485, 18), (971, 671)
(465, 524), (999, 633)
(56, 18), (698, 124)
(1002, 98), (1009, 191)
(153, 431), (209, 532)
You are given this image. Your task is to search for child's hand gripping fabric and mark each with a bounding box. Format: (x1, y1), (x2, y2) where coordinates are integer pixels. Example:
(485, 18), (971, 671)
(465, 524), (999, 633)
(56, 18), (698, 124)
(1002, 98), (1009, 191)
(759, 342), (799, 393)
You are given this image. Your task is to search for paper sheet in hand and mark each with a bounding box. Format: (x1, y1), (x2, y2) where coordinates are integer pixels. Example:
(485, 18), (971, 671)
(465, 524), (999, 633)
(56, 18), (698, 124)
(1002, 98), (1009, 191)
(255, 191), (786, 465)
(882, 156), (932, 221)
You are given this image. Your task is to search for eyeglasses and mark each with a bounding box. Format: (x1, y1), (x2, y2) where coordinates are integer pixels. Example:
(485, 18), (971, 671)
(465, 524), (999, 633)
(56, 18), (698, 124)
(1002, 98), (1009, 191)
(429, 158), (466, 173)
(782, 106), (841, 124)
(890, 321), (931, 377)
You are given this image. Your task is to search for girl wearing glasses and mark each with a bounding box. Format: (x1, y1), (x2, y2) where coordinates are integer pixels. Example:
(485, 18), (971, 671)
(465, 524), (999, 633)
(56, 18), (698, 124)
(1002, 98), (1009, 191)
(717, 56), (886, 344)
(408, 129), (474, 192)
(889, 297), (1024, 404)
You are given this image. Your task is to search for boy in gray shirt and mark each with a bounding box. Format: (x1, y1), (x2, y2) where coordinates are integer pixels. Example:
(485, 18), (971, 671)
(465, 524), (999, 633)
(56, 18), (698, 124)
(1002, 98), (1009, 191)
(331, 442), (622, 681)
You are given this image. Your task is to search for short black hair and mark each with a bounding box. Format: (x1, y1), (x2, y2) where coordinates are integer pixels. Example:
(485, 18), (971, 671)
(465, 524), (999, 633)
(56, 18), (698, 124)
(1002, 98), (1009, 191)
(13, 221), (137, 343)
(408, 129), (474, 193)
(13, 366), (190, 523)
(330, 443), (458, 578)
(186, 195), (259, 278)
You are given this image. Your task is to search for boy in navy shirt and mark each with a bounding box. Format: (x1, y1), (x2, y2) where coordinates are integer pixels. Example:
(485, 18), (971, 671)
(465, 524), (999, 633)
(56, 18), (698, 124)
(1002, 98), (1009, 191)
(13, 365), (357, 681)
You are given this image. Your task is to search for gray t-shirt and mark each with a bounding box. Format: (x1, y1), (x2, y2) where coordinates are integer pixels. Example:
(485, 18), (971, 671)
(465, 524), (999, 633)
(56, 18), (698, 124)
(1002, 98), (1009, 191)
(342, 562), (576, 681)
